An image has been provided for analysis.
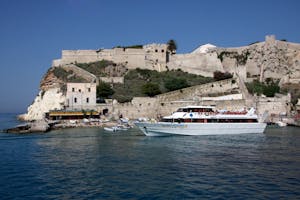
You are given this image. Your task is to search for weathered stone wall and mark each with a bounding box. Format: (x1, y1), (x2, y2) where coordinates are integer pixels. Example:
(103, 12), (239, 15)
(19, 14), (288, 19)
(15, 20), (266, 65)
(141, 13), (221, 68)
(167, 52), (223, 76)
(59, 44), (168, 72)
(113, 48), (145, 69)
(112, 97), (158, 119)
(108, 97), (247, 120)
(105, 79), (243, 119)
(157, 78), (239, 102)
(256, 94), (291, 116)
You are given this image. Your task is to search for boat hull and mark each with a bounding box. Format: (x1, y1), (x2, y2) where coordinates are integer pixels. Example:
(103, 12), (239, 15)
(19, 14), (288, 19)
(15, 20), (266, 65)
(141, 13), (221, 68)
(134, 122), (267, 136)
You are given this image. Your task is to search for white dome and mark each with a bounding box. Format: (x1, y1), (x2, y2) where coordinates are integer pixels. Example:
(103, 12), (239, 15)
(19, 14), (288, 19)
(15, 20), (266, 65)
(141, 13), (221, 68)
(192, 43), (217, 54)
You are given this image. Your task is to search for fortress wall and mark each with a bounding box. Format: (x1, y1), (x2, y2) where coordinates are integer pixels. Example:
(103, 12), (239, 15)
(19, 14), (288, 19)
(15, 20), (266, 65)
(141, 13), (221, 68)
(157, 78), (239, 102)
(110, 97), (247, 120)
(60, 44), (168, 69)
(167, 52), (223, 76)
(112, 97), (158, 119)
(61, 50), (114, 65)
(61, 50), (99, 64)
(113, 49), (145, 69)
(256, 95), (291, 116)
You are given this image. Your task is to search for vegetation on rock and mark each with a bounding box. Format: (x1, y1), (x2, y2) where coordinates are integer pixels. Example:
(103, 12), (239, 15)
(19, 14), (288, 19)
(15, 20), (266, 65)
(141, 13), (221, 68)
(213, 71), (233, 81)
(217, 50), (250, 65)
(96, 81), (115, 99)
(111, 68), (214, 102)
(246, 79), (280, 97)
(52, 67), (87, 82)
(164, 77), (189, 91)
(76, 60), (127, 77)
(142, 83), (161, 97)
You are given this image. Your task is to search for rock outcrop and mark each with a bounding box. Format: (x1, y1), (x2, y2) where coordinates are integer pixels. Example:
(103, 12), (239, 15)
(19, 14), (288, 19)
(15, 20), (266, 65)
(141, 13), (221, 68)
(20, 88), (66, 121)
(20, 63), (98, 121)
(214, 35), (300, 82)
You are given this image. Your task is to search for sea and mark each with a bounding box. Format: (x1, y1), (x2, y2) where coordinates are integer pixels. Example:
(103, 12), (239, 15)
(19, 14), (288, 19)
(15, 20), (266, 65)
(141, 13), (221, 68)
(0, 113), (299, 200)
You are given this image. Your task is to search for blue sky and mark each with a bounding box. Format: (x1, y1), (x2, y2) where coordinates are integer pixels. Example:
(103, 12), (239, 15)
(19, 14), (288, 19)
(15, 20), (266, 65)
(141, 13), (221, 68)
(0, 0), (299, 113)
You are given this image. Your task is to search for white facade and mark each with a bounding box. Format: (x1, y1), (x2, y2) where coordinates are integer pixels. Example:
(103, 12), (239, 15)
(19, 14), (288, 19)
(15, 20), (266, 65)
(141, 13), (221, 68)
(66, 83), (97, 110)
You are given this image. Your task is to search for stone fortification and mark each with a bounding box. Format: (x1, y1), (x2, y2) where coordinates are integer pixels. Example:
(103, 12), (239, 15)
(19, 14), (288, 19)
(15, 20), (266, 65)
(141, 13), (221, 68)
(157, 78), (240, 102)
(108, 78), (244, 119)
(256, 94), (291, 117)
(22, 35), (299, 121)
(55, 44), (168, 72)
(53, 35), (300, 83)
(215, 35), (300, 82)
(167, 52), (223, 77)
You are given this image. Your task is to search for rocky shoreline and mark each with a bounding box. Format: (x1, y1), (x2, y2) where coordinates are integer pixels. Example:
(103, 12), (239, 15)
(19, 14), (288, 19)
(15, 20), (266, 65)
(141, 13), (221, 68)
(3, 119), (119, 134)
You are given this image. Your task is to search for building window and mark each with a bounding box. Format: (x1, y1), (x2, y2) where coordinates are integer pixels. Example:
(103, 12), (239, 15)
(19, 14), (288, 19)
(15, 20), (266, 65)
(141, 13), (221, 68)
(72, 88), (75, 92)
(88, 88), (91, 92)
(79, 89), (81, 92)
(74, 97), (77, 103)
(86, 98), (89, 103)
(161, 49), (164, 53)
(155, 49), (158, 52)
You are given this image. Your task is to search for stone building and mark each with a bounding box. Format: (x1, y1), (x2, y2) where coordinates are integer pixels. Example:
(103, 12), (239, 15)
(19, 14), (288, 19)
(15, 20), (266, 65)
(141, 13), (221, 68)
(66, 83), (97, 110)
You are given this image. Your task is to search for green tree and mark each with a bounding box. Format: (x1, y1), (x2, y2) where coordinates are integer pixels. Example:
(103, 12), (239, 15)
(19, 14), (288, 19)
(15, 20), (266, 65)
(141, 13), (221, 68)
(246, 79), (280, 97)
(263, 81), (280, 97)
(213, 71), (233, 81)
(142, 83), (161, 97)
(97, 82), (115, 98)
(164, 77), (189, 91)
(167, 39), (177, 54)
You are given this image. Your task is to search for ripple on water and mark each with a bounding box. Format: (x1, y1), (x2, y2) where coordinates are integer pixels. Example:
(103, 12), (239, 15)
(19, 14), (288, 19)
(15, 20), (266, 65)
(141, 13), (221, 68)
(0, 126), (299, 199)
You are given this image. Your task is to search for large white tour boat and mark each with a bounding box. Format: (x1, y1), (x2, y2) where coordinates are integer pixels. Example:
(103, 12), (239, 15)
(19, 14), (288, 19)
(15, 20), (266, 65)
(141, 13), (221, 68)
(135, 106), (267, 136)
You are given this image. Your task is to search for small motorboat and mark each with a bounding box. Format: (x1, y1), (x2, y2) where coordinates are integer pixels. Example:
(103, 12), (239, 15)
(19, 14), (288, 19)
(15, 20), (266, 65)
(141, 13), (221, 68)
(104, 124), (130, 132)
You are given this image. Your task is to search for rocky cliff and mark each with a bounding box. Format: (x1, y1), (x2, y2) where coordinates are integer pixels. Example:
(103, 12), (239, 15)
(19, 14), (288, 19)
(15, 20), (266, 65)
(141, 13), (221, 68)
(213, 35), (300, 82)
(20, 65), (96, 121)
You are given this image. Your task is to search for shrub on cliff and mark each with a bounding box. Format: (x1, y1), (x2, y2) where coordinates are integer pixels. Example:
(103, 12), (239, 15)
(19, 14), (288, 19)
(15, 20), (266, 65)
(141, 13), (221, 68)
(246, 79), (280, 97)
(97, 82), (115, 98)
(213, 71), (233, 81)
(111, 69), (214, 102)
(164, 77), (189, 91)
(142, 83), (161, 97)
(76, 60), (116, 77)
(52, 67), (87, 82)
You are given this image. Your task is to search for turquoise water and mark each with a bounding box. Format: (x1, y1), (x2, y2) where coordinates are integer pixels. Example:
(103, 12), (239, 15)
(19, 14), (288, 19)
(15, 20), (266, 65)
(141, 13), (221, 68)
(0, 114), (299, 199)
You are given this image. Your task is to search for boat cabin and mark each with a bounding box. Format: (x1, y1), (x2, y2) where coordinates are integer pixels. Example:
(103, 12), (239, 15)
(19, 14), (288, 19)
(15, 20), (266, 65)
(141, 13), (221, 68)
(162, 106), (258, 123)
(176, 106), (214, 113)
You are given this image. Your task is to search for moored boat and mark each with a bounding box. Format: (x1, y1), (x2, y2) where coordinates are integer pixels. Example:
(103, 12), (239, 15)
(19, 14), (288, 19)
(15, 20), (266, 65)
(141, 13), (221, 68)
(134, 106), (267, 136)
(104, 124), (131, 132)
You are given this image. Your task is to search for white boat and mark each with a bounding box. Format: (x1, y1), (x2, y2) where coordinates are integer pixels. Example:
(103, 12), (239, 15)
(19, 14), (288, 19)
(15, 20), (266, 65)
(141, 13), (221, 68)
(134, 106), (267, 136)
(275, 121), (287, 127)
(104, 124), (130, 132)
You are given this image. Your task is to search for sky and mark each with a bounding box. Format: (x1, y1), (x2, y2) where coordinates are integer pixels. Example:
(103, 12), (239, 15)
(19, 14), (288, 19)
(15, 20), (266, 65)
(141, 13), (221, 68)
(0, 0), (299, 113)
